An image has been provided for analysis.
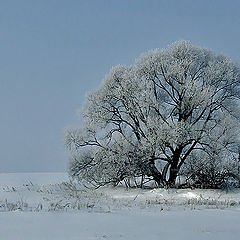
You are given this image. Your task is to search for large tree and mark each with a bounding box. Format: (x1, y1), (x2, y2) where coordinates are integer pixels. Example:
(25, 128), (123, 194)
(65, 41), (240, 188)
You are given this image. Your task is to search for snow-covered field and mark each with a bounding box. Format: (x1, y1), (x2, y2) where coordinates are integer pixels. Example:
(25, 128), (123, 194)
(0, 172), (240, 240)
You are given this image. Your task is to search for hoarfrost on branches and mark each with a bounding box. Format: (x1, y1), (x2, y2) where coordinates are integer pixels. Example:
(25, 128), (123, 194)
(65, 40), (240, 188)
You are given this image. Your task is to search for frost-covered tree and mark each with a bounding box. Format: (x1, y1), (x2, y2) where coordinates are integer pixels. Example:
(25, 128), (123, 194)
(65, 41), (240, 188)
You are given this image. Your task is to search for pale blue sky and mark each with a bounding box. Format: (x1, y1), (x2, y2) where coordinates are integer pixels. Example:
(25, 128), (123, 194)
(1, 0), (240, 172)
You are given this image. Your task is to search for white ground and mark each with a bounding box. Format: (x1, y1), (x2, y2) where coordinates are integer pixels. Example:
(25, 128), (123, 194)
(0, 173), (240, 240)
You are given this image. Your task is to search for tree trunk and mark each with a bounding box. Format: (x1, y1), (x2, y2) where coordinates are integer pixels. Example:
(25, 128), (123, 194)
(147, 160), (163, 186)
(168, 163), (178, 186)
(168, 146), (183, 187)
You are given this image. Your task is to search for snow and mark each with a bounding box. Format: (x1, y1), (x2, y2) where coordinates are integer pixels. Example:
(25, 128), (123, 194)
(1, 209), (240, 240)
(0, 172), (240, 240)
(0, 172), (68, 187)
(181, 191), (200, 199)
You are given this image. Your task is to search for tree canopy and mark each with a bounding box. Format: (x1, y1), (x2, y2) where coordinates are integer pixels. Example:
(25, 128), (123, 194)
(65, 41), (240, 188)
